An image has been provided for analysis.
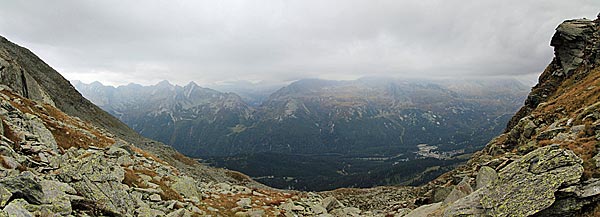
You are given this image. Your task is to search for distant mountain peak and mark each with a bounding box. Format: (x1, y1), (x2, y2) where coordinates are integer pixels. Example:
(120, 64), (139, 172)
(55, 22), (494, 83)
(156, 80), (173, 87)
(185, 81), (199, 88)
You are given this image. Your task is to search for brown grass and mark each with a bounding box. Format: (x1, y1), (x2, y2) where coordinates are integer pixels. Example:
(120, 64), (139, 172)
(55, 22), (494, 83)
(130, 146), (168, 165)
(0, 156), (26, 171)
(200, 189), (289, 216)
(123, 167), (185, 202)
(76, 152), (93, 159)
(561, 137), (599, 179)
(537, 139), (556, 147)
(2, 119), (21, 146)
(122, 168), (147, 188)
(136, 168), (158, 177)
(150, 177), (184, 201)
(172, 152), (197, 166)
(536, 68), (600, 121)
(1, 90), (115, 151)
(226, 170), (252, 183)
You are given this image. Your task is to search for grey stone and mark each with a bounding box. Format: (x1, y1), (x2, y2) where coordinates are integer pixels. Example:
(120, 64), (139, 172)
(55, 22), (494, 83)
(116, 155), (134, 166)
(171, 176), (201, 199)
(136, 206), (166, 217)
(56, 152), (135, 214)
(405, 202), (441, 217)
(166, 208), (192, 217)
(214, 182), (231, 191)
(2, 199), (33, 217)
(0, 172), (43, 205)
(571, 125), (586, 135)
(21, 113), (58, 152)
(443, 189), (486, 216)
(251, 191), (265, 197)
(39, 180), (75, 215)
(58, 153), (125, 183)
(310, 204), (327, 214)
(395, 208), (412, 216)
(578, 179), (600, 198)
(475, 166), (497, 190)
(149, 194), (161, 202)
(330, 207), (361, 217)
(444, 145), (584, 217)
(0, 186), (11, 207)
(40, 180), (76, 202)
(321, 196), (344, 211)
(480, 145), (583, 216)
(237, 198), (252, 208)
(523, 120), (537, 138)
(443, 177), (472, 204)
(431, 186), (453, 203)
(537, 127), (568, 140)
(593, 151), (600, 168)
(106, 146), (130, 157)
(235, 209), (265, 217)
(232, 185), (252, 194)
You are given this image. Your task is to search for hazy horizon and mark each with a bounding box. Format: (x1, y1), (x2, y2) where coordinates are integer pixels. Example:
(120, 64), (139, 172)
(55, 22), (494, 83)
(1, 1), (599, 86)
(71, 74), (534, 90)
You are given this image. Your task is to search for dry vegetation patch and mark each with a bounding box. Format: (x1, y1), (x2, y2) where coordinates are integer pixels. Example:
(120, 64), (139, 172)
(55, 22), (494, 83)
(171, 152), (197, 166)
(1, 90), (115, 150)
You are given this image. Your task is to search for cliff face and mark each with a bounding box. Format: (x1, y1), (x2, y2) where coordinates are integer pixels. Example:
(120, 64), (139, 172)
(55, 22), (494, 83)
(0, 36), (136, 140)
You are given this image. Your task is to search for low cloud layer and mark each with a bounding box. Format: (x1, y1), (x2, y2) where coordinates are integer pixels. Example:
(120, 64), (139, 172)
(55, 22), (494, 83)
(0, 1), (598, 86)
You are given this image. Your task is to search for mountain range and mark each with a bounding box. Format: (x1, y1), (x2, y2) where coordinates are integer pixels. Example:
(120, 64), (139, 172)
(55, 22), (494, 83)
(73, 76), (529, 190)
(73, 78), (528, 157)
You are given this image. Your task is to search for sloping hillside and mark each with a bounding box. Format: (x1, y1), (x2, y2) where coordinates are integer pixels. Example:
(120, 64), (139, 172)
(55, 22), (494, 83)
(0, 35), (263, 188)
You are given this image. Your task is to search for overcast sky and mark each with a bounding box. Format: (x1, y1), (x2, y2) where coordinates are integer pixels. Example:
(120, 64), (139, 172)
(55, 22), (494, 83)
(0, 1), (598, 86)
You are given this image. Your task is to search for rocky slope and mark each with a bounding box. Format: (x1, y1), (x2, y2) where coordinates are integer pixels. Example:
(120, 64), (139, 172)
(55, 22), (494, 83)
(0, 84), (341, 216)
(383, 15), (600, 216)
(0, 35), (264, 188)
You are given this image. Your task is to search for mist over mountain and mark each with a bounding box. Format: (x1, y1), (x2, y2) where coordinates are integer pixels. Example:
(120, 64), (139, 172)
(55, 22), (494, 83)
(74, 78), (528, 155)
(206, 80), (286, 106)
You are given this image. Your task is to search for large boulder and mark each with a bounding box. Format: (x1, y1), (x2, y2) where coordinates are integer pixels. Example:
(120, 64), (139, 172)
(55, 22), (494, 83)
(443, 177), (472, 204)
(444, 145), (583, 216)
(171, 176), (201, 199)
(2, 199), (33, 217)
(0, 172), (43, 205)
(475, 166), (497, 190)
(57, 152), (134, 214)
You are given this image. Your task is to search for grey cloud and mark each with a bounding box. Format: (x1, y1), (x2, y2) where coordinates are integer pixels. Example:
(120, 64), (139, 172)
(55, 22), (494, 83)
(0, 0), (598, 86)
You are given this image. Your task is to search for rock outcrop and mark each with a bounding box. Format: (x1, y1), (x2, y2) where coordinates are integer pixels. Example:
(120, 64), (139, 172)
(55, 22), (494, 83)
(403, 15), (600, 217)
